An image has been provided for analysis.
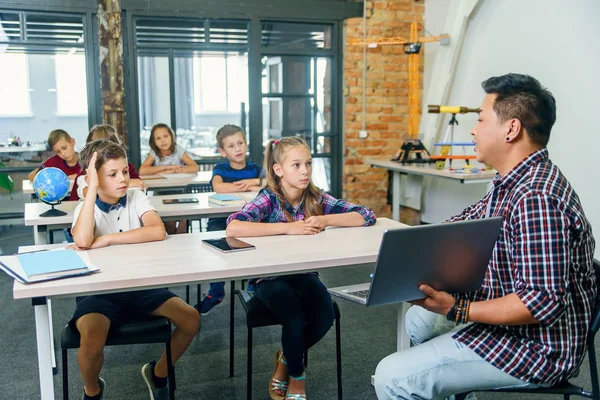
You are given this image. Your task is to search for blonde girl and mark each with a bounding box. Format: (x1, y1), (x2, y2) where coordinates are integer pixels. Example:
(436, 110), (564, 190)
(226, 137), (376, 400)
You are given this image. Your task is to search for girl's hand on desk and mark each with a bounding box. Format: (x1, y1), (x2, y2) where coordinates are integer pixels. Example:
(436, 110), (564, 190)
(305, 215), (328, 230)
(129, 179), (147, 191)
(287, 220), (322, 235)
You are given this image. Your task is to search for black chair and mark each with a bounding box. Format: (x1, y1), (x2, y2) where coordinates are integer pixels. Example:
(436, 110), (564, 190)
(230, 289), (343, 400)
(476, 259), (600, 400)
(61, 316), (176, 400)
(184, 182), (213, 305)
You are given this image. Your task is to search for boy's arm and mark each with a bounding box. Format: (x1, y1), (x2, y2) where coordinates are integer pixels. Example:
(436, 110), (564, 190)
(28, 167), (41, 181)
(212, 175), (261, 193)
(71, 153), (99, 248)
(92, 210), (165, 248)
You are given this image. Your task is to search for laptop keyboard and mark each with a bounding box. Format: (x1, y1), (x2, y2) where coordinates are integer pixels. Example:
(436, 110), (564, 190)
(348, 290), (369, 299)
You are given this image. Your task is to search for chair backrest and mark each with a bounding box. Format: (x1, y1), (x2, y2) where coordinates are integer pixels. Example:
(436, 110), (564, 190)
(590, 259), (600, 335)
(185, 183), (212, 194)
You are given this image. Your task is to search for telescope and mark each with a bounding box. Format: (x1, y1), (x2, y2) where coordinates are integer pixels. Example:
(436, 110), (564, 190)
(428, 105), (479, 114)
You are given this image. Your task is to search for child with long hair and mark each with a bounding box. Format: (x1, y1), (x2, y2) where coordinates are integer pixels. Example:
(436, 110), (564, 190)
(139, 123), (199, 233)
(226, 137), (376, 400)
(139, 123), (199, 175)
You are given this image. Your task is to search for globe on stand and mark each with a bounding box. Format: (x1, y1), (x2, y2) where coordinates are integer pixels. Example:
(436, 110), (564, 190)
(33, 167), (70, 217)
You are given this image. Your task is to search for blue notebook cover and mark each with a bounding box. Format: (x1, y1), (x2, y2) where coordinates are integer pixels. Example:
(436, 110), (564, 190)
(18, 249), (88, 279)
(209, 194), (243, 201)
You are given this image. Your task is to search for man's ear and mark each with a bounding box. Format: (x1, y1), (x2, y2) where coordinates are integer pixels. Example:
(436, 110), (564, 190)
(273, 163), (283, 178)
(506, 118), (523, 140)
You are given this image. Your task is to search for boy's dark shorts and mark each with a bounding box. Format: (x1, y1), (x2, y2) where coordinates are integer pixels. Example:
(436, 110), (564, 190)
(69, 288), (178, 330)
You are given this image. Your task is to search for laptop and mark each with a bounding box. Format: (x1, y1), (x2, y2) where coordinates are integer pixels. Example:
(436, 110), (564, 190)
(328, 217), (503, 307)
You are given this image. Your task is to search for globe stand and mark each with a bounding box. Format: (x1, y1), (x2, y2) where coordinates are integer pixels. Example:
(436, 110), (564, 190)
(39, 199), (67, 217)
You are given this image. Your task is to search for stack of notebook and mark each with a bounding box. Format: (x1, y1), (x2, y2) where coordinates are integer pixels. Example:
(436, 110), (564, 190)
(0, 248), (98, 283)
(208, 194), (246, 207)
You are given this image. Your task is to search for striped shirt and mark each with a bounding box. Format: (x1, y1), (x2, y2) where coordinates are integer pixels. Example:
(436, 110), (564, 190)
(450, 148), (596, 385)
(227, 188), (377, 226)
(227, 188), (377, 283)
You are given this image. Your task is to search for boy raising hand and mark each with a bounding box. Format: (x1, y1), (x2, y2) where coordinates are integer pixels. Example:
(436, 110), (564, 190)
(71, 139), (200, 400)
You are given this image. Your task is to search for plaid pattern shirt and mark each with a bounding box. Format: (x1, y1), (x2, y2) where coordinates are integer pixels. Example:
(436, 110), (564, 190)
(227, 188), (377, 226)
(450, 148), (596, 385)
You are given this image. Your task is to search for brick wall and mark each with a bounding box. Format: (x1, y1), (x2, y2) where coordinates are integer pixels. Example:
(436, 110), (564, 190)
(343, 0), (424, 220)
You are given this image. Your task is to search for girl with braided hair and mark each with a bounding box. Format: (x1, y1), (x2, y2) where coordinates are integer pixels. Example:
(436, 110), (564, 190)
(226, 136), (376, 400)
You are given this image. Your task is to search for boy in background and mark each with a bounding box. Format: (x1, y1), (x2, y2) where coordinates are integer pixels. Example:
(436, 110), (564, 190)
(195, 124), (264, 314)
(71, 139), (200, 400)
(28, 129), (81, 181)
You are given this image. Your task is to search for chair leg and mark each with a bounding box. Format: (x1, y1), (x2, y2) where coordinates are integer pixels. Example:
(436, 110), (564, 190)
(335, 316), (343, 400)
(185, 285), (190, 304)
(62, 349), (69, 400)
(563, 395), (569, 400)
(197, 284), (201, 308)
(166, 340), (176, 399)
(230, 281), (236, 377)
(304, 350), (308, 368)
(241, 279), (246, 290)
(247, 327), (253, 400)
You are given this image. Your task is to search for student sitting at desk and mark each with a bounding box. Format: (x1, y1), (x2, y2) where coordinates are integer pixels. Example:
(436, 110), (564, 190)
(27, 129), (81, 181)
(70, 124), (146, 201)
(71, 139), (200, 400)
(139, 123), (200, 234)
(374, 74), (597, 399)
(195, 124), (265, 315)
(226, 136), (376, 400)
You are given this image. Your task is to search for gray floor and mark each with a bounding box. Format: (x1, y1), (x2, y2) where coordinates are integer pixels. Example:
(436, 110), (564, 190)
(0, 224), (596, 399)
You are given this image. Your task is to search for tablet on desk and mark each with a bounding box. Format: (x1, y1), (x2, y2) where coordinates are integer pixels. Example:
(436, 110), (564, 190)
(202, 237), (256, 253)
(162, 198), (199, 205)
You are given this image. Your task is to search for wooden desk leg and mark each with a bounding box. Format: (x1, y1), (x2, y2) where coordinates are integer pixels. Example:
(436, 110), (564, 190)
(33, 298), (55, 400)
(392, 171), (401, 221)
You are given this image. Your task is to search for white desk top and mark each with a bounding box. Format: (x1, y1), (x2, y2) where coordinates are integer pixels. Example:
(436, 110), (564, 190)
(22, 171), (213, 194)
(24, 191), (257, 227)
(13, 217), (404, 299)
(0, 144), (47, 153)
(365, 158), (497, 182)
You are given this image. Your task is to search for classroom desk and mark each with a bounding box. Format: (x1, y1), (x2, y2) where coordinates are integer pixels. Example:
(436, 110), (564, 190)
(22, 171), (213, 195)
(365, 158), (496, 222)
(14, 218), (409, 400)
(24, 191), (257, 245)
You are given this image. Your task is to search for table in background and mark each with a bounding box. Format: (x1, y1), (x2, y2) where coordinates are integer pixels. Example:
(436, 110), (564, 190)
(365, 158), (496, 221)
(24, 191), (257, 245)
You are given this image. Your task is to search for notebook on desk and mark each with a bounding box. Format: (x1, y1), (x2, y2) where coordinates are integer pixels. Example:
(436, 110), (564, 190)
(208, 194), (246, 207)
(0, 249), (99, 283)
(328, 217), (503, 306)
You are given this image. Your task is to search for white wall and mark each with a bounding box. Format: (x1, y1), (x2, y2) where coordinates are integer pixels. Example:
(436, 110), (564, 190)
(0, 54), (89, 148)
(422, 0), (600, 257)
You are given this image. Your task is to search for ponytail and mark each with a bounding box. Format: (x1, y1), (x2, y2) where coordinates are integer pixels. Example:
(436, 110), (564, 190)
(264, 137), (323, 221)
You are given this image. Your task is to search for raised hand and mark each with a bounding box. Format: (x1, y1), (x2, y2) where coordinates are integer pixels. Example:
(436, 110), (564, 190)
(287, 220), (322, 235)
(86, 152), (99, 190)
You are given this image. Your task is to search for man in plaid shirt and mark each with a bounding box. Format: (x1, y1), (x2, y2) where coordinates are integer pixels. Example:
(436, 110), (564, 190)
(375, 73), (596, 399)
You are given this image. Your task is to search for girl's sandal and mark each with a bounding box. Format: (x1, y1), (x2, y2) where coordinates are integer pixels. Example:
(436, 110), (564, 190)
(269, 349), (288, 400)
(286, 373), (306, 400)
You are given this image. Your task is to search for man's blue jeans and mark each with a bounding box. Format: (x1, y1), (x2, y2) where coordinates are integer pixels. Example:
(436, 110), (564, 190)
(374, 306), (537, 399)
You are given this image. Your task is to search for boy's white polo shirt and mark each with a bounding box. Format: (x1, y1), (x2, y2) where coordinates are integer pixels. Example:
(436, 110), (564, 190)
(72, 190), (156, 237)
